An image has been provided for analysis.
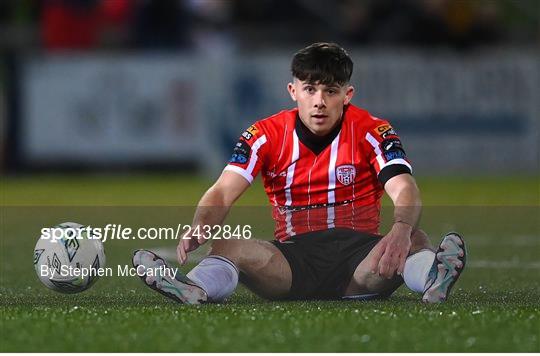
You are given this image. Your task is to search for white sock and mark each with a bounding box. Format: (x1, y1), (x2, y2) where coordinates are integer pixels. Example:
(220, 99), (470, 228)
(186, 255), (239, 302)
(403, 249), (435, 293)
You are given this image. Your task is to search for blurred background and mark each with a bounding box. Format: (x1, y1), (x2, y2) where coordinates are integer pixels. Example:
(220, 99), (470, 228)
(1, 0), (539, 177)
(1, 4), (538, 352)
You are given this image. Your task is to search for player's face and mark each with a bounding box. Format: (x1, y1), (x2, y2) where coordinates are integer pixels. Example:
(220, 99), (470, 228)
(288, 78), (354, 136)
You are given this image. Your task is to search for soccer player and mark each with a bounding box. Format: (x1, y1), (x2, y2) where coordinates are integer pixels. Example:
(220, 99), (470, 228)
(133, 42), (466, 304)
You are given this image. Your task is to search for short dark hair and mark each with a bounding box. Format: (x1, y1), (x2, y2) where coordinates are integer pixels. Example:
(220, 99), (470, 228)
(291, 42), (353, 86)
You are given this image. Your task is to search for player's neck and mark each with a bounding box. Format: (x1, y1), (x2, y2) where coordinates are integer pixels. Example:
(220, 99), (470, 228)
(295, 114), (343, 155)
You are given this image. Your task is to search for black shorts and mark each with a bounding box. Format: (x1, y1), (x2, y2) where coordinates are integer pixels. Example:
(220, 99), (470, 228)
(271, 228), (399, 300)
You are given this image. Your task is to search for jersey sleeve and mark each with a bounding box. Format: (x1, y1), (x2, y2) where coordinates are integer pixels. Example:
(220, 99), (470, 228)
(223, 123), (268, 184)
(363, 120), (413, 186)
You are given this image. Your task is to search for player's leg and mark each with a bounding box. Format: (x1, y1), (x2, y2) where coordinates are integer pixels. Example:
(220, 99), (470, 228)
(133, 238), (292, 304)
(421, 232), (466, 303)
(132, 249), (209, 304)
(343, 229), (433, 297)
(344, 229), (467, 303)
(202, 238), (292, 300)
(400, 229), (466, 302)
(401, 229), (436, 294)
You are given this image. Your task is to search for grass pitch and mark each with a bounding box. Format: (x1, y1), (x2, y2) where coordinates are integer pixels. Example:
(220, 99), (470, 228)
(1, 174), (539, 352)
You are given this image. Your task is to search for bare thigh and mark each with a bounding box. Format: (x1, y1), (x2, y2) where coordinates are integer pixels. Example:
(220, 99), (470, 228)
(344, 229), (434, 296)
(208, 238), (292, 300)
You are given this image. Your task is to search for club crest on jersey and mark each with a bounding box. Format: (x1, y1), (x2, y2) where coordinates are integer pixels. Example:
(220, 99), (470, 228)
(336, 165), (356, 186)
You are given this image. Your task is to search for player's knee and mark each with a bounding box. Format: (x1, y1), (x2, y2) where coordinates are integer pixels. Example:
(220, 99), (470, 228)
(367, 275), (402, 294)
(410, 229), (433, 254)
(347, 270), (402, 296)
(207, 239), (244, 265)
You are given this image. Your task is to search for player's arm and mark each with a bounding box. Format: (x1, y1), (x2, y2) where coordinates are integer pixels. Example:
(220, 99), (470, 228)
(385, 173), (422, 231)
(363, 120), (421, 278)
(178, 123), (267, 264)
(177, 170), (250, 265)
(370, 173), (422, 278)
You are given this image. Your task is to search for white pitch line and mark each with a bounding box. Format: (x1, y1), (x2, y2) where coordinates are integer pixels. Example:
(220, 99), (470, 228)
(147, 246), (540, 270)
(468, 260), (540, 269)
(466, 234), (540, 247)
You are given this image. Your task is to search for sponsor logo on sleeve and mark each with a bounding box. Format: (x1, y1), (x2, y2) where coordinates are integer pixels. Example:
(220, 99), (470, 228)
(247, 125), (258, 135)
(381, 138), (403, 152)
(229, 139), (252, 164)
(375, 124), (400, 139)
(384, 150), (406, 161)
(380, 128), (397, 139)
(375, 124), (391, 134)
(241, 125), (259, 141)
(381, 138), (407, 162)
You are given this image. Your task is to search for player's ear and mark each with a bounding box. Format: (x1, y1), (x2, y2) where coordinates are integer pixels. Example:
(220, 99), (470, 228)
(287, 82), (297, 101)
(343, 85), (354, 105)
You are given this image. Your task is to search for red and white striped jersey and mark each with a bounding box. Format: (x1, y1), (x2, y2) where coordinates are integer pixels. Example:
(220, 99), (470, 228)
(224, 104), (412, 241)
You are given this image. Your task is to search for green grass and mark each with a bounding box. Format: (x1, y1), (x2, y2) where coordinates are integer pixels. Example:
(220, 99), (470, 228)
(2, 174), (538, 206)
(1, 174), (539, 352)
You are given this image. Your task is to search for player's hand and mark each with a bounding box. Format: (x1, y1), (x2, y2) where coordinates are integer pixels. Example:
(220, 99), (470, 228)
(369, 222), (412, 279)
(176, 226), (209, 265)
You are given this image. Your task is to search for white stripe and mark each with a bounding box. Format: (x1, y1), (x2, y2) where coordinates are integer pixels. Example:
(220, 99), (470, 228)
(381, 158), (413, 173)
(223, 135), (267, 184)
(365, 132), (381, 154)
(351, 122), (356, 230)
(327, 133), (340, 202)
(285, 210), (294, 237)
(365, 132), (386, 168)
(284, 131), (299, 236)
(246, 135), (267, 175)
(306, 156), (318, 232)
(327, 133), (340, 228)
(277, 124), (288, 161)
(365, 132), (412, 174)
(272, 124), (289, 205)
(284, 131), (299, 206)
(223, 165), (254, 184)
(342, 293), (381, 300)
(327, 206), (335, 229)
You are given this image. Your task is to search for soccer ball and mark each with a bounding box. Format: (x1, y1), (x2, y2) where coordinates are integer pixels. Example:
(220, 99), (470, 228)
(33, 222), (106, 293)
